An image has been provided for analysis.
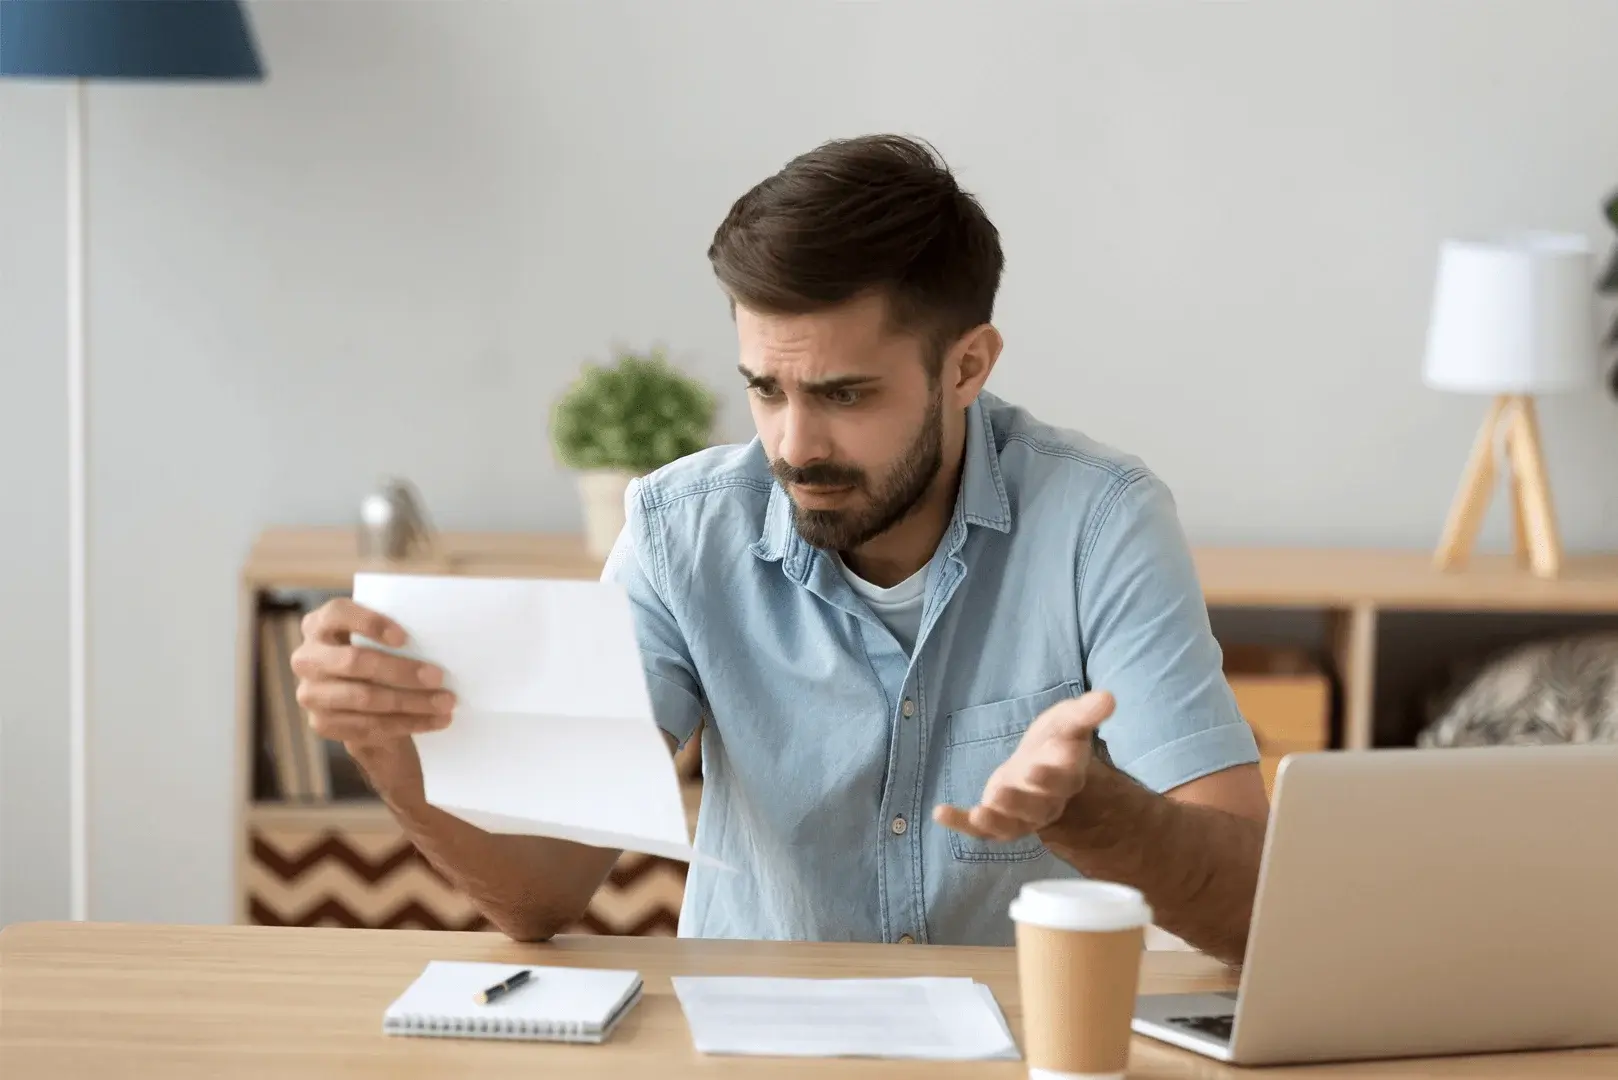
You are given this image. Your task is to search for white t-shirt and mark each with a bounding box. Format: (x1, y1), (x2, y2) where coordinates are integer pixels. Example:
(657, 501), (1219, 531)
(837, 557), (928, 654)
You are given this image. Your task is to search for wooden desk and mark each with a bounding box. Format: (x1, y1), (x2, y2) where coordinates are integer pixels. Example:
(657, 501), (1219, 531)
(2, 923), (1613, 1078)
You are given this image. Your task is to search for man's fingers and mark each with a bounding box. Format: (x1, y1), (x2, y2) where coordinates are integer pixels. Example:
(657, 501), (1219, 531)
(303, 597), (407, 648)
(933, 804), (1017, 841)
(291, 639), (441, 690)
(982, 783), (1059, 825)
(290, 598), (452, 751)
(932, 804), (976, 833)
(1036, 736), (1092, 781)
(308, 710), (448, 744)
(937, 697), (1112, 844)
(1044, 690), (1115, 742)
(296, 677), (454, 718)
(1020, 759), (1075, 796)
(967, 804), (1028, 841)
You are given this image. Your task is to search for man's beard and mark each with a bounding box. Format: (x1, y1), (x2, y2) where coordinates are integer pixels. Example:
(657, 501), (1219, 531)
(770, 388), (945, 552)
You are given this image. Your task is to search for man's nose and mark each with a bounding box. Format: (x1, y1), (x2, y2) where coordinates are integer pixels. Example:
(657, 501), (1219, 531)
(776, 404), (830, 466)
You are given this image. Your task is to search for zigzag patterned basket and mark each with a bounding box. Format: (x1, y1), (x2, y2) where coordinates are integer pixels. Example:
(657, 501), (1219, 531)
(246, 816), (688, 936)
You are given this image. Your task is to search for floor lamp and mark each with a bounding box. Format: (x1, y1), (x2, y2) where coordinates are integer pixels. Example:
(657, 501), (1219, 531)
(1423, 232), (1601, 579)
(0, 0), (264, 922)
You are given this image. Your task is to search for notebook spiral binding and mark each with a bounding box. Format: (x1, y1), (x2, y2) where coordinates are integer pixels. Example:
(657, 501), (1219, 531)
(383, 1013), (592, 1040)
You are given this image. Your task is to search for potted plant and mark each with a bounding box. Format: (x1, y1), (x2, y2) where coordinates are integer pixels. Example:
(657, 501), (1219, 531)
(551, 345), (716, 557)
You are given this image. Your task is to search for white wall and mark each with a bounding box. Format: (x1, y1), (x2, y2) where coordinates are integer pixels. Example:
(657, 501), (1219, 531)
(3, 0), (1615, 926)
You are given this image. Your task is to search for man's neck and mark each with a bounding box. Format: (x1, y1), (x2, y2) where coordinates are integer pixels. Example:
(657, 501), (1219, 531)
(841, 442), (966, 589)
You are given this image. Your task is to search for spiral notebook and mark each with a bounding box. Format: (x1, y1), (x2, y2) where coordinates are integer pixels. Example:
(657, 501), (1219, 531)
(382, 961), (643, 1043)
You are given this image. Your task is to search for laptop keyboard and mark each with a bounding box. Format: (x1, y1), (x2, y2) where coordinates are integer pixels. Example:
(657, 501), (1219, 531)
(1169, 1014), (1235, 1042)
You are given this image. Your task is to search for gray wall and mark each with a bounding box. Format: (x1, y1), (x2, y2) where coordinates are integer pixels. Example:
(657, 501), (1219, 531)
(3, 0), (1616, 926)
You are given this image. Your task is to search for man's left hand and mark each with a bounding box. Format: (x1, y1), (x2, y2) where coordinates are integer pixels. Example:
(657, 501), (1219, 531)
(933, 690), (1115, 842)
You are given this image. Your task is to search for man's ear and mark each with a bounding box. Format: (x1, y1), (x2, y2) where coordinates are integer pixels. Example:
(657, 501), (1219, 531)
(946, 323), (1004, 406)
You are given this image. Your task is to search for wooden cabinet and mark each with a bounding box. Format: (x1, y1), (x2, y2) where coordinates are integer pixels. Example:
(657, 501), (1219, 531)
(1223, 645), (1331, 796)
(234, 528), (697, 935)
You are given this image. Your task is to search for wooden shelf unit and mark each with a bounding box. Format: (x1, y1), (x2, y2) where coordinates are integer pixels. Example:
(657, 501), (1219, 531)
(234, 527), (696, 935)
(235, 528), (1618, 932)
(1194, 546), (1618, 612)
(1192, 547), (1618, 752)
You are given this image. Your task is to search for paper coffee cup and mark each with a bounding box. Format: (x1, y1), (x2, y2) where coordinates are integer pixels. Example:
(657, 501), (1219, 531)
(1009, 879), (1151, 1080)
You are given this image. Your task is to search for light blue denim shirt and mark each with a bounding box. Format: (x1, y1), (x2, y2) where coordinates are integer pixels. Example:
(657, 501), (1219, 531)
(601, 391), (1259, 946)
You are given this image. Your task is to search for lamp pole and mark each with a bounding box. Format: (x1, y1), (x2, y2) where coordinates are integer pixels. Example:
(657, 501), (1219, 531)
(1, 0), (264, 924)
(66, 76), (91, 922)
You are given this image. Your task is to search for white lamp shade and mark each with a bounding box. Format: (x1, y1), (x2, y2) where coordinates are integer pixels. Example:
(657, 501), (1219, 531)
(1422, 231), (1601, 394)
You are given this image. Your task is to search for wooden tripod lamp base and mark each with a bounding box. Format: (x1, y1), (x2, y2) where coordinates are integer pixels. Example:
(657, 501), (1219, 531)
(1434, 394), (1564, 578)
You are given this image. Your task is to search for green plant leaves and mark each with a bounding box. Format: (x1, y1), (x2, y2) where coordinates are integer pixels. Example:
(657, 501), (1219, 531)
(550, 347), (717, 473)
(1602, 189), (1618, 299)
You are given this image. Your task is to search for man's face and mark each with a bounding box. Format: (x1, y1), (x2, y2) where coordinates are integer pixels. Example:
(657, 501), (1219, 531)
(736, 292), (945, 552)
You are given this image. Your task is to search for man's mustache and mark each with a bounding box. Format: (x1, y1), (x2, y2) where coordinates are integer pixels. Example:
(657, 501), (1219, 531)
(771, 460), (865, 488)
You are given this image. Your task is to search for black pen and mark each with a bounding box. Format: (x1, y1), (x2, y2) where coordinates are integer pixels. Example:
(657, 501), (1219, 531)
(475, 969), (533, 1005)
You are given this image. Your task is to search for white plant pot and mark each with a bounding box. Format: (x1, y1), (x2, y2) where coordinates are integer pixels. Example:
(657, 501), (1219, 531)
(576, 469), (637, 560)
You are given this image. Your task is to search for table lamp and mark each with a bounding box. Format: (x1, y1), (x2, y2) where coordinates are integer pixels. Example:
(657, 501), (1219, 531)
(0, 0), (265, 922)
(1423, 231), (1601, 580)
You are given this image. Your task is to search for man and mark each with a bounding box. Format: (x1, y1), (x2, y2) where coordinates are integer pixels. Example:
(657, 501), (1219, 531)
(291, 135), (1270, 966)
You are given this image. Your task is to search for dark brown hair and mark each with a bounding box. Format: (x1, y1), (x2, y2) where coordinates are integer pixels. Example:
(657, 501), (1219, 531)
(707, 134), (1004, 367)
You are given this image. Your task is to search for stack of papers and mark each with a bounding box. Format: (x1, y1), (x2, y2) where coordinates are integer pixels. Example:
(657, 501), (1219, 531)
(670, 975), (1021, 1060)
(350, 573), (720, 866)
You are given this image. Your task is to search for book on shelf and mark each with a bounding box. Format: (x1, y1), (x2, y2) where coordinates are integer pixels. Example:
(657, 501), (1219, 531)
(255, 602), (371, 803)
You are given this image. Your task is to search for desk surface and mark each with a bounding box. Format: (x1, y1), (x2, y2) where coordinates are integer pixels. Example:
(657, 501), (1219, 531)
(2, 922), (1613, 1079)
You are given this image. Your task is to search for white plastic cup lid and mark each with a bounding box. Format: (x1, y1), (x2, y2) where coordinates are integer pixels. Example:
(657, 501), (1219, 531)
(1008, 879), (1152, 932)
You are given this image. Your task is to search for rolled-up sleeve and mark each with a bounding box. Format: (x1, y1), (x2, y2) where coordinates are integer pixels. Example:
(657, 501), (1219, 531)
(600, 478), (706, 751)
(1076, 470), (1259, 793)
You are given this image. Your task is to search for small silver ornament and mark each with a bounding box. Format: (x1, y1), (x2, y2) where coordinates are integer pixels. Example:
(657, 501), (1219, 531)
(357, 477), (436, 562)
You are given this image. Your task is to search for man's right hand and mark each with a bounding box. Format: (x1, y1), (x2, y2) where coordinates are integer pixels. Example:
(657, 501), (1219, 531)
(290, 598), (456, 757)
(289, 597), (619, 944)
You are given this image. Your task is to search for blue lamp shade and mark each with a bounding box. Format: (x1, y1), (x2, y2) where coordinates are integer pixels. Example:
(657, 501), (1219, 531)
(0, 0), (263, 79)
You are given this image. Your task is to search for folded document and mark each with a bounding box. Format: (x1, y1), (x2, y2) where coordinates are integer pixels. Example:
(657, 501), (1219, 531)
(350, 572), (718, 866)
(670, 975), (1021, 1060)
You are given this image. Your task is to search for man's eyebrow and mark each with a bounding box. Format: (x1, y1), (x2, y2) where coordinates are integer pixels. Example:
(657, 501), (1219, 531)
(737, 364), (771, 387)
(736, 365), (881, 393)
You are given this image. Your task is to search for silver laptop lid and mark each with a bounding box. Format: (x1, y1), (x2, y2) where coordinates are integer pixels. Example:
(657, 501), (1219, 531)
(1231, 744), (1618, 1065)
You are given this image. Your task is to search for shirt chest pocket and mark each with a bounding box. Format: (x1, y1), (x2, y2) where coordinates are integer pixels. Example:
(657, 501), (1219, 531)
(941, 680), (1085, 862)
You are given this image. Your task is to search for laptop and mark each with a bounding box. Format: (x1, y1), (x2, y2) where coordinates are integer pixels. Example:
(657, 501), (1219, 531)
(1132, 743), (1618, 1067)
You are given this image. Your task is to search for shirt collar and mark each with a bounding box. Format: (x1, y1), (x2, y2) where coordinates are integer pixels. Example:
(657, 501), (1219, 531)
(751, 393), (1012, 569)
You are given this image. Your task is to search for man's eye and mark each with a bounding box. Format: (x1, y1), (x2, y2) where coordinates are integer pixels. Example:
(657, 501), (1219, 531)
(827, 388), (861, 406)
(750, 384), (781, 400)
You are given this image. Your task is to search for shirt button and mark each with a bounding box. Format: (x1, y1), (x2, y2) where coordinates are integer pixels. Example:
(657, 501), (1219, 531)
(891, 816), (908, 835)
(901, 698), (916, 718)
(897, 934), (915, 944)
